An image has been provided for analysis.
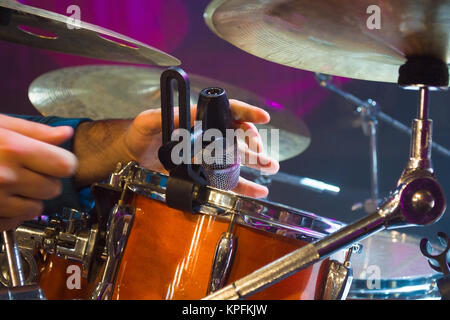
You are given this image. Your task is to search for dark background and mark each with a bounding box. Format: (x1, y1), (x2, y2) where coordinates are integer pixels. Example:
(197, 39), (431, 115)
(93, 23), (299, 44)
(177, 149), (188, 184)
(2, 0), (450, 242)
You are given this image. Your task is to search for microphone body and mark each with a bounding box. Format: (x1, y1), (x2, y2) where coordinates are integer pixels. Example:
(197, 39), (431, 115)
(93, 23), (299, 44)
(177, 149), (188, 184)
(196, 87), (240, 190)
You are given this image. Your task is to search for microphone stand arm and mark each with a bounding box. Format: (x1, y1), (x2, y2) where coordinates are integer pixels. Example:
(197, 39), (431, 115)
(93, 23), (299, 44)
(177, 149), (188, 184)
(203, 86), (446, 300)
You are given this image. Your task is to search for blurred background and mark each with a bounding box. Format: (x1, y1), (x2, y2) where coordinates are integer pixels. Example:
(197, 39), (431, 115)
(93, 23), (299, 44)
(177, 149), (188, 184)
(2, 0), (450, 241)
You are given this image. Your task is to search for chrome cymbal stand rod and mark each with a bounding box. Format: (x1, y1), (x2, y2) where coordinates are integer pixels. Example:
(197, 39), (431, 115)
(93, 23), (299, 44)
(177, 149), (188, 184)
(360, 102), (379, 209)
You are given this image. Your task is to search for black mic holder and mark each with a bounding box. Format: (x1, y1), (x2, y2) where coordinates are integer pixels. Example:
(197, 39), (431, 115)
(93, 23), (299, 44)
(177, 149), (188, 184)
(158, 68), (236, 211)
(158, 67), (208, 212)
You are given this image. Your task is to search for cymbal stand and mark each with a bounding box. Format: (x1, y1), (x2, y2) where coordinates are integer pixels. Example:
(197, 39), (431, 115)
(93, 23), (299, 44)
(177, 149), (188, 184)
(315, 74), (450, 214)
(359, 99), (379, 212)
(203, 59), (448, 300)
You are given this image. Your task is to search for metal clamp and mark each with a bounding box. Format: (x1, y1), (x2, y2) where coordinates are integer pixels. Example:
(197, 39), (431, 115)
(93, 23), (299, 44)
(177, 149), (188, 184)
(14, 208), (97, 277)
(320, 244), (361, 300)
(207, 213), (238, 294)
(90, 185), (135, 300)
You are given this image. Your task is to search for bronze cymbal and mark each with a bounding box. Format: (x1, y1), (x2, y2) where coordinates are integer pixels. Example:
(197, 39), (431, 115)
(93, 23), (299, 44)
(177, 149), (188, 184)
(0, 0), (180, 66)
(204, 0), (450, 84)
(29, 65), (310, 161)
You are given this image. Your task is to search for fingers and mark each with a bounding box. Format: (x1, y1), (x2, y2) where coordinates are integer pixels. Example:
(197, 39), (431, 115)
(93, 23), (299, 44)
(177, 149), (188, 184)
(229, 99), (270, 124)
(233, 121), (263, 153)
(0, 165), (62, 200)
(130, 109), (164, 137)
(133, 98), (271, 137)
(192, 100), (270, 124)
(0, 206), (41, 231)
(0, 119), (77, 229)
(0, 114), (74, 146)
(0, 128), (78, 178)
(237, 141), (280, 175)
(0, 165), (49, 229)
(0, 195), (43, 219)
(0, 217), (25, 232)
(233, 176), (268, 199)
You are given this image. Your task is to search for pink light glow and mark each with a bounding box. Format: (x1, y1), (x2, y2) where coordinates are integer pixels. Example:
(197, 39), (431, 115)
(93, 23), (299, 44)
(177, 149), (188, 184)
(265, 99), (285, 110)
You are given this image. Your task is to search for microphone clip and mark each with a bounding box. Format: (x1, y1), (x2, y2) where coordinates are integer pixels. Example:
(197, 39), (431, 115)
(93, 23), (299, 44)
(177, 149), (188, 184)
(158, 67), (208, 212)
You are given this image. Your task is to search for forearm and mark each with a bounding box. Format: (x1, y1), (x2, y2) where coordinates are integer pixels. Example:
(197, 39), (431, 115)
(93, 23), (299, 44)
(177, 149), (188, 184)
(73, 119), (133, 187)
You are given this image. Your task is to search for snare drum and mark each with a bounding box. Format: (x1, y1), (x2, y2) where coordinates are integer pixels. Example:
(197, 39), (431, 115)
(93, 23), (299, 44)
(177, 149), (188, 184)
(348, 230), (443, 300)
(101, 167), (344, 300)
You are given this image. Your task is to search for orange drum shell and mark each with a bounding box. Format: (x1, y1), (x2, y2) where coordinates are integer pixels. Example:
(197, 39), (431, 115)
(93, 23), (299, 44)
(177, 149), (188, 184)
(38, 255), (95, 300)
(113, 195), (327, 300)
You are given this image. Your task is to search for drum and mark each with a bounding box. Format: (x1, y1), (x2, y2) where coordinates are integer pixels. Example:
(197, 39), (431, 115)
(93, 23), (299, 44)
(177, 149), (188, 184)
(104, 167), (345, 300)
(348, 230), (443, 300)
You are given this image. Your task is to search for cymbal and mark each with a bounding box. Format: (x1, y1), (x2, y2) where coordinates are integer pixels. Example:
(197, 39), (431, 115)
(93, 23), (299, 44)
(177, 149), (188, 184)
(204, 0), (450, 84)
(0, 0), (179, 66)
(29, 65), (310, 161)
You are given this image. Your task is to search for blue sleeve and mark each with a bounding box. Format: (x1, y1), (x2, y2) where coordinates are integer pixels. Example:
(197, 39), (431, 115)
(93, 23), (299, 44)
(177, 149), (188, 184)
(4, 115), (95, 215)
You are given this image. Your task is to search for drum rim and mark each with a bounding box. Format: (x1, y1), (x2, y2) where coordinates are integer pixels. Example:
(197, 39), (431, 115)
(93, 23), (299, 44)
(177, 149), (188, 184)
(127, 166), (345, 242)
(349, 230), (444, 299)
(348, 275), (441, 300)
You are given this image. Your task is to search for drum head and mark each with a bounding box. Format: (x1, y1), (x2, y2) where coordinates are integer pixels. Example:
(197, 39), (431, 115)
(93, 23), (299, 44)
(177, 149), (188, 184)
(349, 230), (443, 300)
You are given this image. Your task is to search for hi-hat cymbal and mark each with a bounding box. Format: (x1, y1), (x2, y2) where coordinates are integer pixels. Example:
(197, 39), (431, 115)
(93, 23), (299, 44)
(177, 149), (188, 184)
(29, 65), (310, 161)
(0, 0), (179, 66)
(204, 0), (450, 84)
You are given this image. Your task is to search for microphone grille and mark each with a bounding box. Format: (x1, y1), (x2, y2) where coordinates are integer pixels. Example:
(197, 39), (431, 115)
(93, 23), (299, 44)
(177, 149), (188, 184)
(201, 139), (240, 190)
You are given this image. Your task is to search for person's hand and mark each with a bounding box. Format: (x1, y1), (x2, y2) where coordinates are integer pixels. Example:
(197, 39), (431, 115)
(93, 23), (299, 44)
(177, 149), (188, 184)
(0, 115), (78, 231)
(121, 100), (280, 198)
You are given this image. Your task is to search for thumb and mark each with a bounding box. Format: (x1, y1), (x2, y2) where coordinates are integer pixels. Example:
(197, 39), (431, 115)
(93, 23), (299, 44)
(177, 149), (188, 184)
(132, 105), (200, 137)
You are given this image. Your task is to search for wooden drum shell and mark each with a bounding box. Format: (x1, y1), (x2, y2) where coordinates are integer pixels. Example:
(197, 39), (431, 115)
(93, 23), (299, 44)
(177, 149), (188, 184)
(112, 195), (328, 300)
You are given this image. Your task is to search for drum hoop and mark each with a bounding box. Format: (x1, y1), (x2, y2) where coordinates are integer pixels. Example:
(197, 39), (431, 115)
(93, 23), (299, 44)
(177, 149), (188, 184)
(349, 275), (442, 299)
(349, 230), (444, 299)
(126, 166), (345, 242)
(351, 274), (442, 290)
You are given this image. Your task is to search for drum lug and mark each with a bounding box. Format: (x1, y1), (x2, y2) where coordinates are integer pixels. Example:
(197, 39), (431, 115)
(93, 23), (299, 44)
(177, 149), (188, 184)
(208, 232), (237, 294)
(320, 260), (353, 300)
(90, 199), (135, 300)
(208, 214), (238, 294)
(320, 245), (360, 300)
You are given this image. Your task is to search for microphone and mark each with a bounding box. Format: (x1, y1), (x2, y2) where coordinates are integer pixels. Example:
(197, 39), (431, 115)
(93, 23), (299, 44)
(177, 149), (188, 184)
(195, 87), (240, 190)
